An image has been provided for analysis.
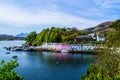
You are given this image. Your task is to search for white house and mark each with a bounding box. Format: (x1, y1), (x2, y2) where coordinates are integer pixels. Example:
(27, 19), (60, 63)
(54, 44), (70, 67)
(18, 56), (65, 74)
(82, 44), (94, 50)
(88, 33), (97, 40)
(41, 43), (48, 49)
(97, 36), (105, 42)
(88, 33), (105, 42)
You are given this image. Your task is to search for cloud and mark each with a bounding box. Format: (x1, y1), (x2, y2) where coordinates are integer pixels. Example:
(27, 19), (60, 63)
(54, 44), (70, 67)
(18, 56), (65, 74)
(0, 0), (119, 35)
(0, 2), (99, 29)
(76, 0), (120, 21)
(93, 0), (120, 9)
(102, 0), (120, 9)
(93, 0), (104, 5)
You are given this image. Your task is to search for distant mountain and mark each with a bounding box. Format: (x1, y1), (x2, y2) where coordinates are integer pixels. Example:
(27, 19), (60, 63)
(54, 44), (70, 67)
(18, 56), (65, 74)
(0, 34), (14, 38)
(16, 33), (28, 38)
(84, 21), (114, 34)
(0, 34), (25, 40)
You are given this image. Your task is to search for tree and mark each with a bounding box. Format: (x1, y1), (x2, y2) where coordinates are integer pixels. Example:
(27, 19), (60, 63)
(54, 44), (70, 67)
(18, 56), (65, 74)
(110, 19), (120, 30)
(43, 30), (50, 42)
(52, 32), (61, 43)
(71, 27), (78, 32)
(25, 31), (37, 45)
(81, 19), (120, 80)
(81, 52), (119, 80)
(0, 60), (23, 80)
(33, 30), (46, 45)
(25, 27), (86, 45)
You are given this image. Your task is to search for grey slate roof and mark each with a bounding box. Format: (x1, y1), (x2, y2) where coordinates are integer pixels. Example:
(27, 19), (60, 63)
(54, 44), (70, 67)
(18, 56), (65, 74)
(76, 35), (92, 38)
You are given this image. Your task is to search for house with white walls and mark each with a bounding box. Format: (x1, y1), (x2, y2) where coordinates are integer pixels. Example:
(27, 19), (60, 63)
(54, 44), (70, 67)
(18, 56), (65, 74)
(82, 44), (94, 50)
(88, 33), (105, 42)
(97, 35), (105, 42)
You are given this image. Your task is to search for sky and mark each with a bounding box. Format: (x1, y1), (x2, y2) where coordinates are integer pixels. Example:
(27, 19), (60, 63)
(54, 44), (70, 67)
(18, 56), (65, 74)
(0, 0), (120, 35)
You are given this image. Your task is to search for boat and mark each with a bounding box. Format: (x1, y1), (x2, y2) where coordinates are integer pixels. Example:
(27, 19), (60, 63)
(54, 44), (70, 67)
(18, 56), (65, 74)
(61, 49), (69, 53)
(12, 55), (18, 59)
(4, 46), (12, 50)
(5, 52), (10, 54)
(56, 61), (61, 64)
(23, 47), (29, 51)
(11, 46), (24, 51)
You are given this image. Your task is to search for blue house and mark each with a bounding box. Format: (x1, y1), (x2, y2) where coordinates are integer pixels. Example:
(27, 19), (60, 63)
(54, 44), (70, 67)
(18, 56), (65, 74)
(76, 44), (82, 50)
(69, 44), (82, 51)
(69, 44), (75, 51)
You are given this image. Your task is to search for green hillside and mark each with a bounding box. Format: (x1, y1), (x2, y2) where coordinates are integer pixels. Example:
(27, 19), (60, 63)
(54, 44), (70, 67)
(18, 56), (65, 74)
(25, 27), (86, 46)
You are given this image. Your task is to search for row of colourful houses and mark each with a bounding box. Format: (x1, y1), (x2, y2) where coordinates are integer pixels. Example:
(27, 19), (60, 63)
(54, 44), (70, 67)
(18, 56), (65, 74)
(40, 43), (104, 51)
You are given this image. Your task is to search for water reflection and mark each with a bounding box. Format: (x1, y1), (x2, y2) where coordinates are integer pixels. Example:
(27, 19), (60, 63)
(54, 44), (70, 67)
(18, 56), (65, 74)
(38, 52), (95, 64)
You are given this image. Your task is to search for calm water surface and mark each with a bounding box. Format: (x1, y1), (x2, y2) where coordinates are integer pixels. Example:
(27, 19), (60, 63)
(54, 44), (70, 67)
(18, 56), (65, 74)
(0, 41), (96, 80)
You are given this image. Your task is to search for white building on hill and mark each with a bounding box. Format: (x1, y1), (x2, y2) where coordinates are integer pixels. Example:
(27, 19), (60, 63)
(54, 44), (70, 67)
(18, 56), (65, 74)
(97, 35), (105, 42)
(88, 33), (105, 42)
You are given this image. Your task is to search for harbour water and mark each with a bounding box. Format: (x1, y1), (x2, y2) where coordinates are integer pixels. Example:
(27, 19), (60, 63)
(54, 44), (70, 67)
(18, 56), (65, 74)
(0, 41), (96, 80)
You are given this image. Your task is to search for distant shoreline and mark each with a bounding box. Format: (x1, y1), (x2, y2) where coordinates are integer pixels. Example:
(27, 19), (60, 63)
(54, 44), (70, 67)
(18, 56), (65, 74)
(0, 40), (25, 41)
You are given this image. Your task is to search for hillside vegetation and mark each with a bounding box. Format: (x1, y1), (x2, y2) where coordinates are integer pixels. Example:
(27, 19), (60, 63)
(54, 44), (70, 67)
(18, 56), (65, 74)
(81, 19), (120, 79)
(25, 20), (118, 46)
(25, 27), (86, 46)
(0, 60), (23, 80)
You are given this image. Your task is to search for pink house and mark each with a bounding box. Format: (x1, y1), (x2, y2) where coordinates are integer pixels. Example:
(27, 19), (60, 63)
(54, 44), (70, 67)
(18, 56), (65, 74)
(62, 44), (69, 51)
(55, 44), (69, 51)
(55, 44), (63, 51)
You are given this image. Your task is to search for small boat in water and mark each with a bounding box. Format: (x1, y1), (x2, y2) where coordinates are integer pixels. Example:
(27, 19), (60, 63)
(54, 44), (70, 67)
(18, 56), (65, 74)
(6, 52), (10, 54)
(11, 46), (24, 51)
(56, 61), (61, 64)
(61, 49), (69, 53)
(12, 55), (18, 59)
(4, 46), (12, 50)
